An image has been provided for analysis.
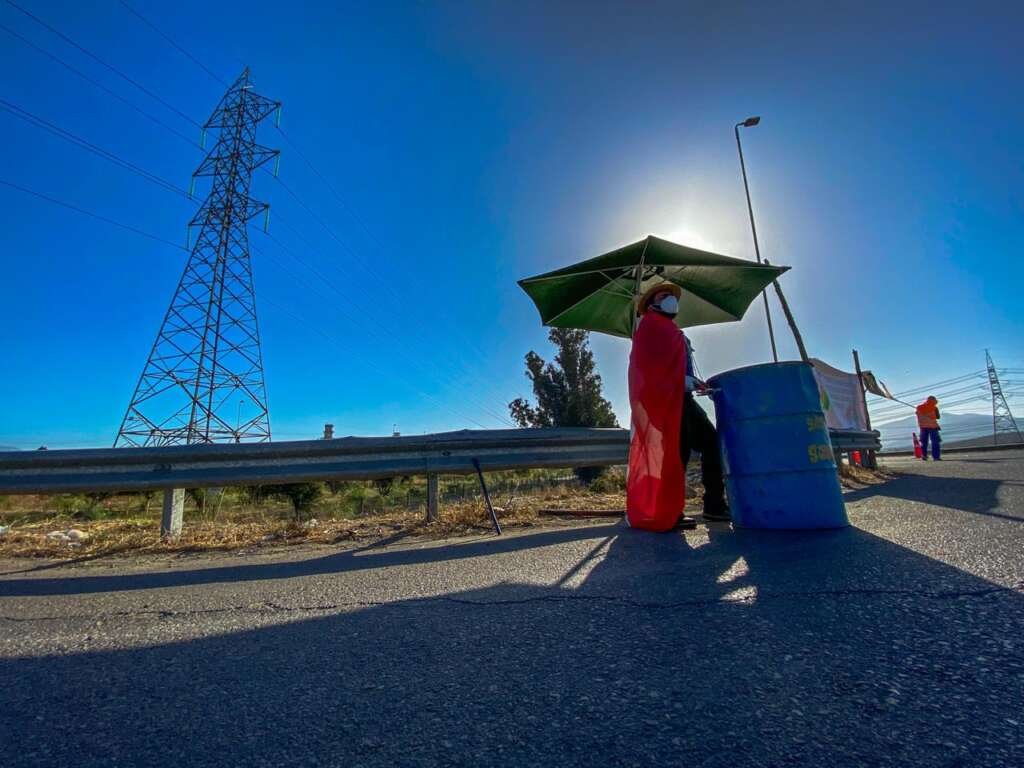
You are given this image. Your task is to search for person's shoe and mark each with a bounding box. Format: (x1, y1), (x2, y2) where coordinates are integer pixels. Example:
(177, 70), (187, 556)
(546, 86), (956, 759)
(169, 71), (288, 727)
(675, 516), (698, 530)
(702, 506), (731, 522)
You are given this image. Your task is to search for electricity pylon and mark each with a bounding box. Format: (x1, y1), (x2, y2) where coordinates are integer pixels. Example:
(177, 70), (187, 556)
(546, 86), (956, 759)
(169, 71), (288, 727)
(985, 350), (1022, 446)
(115, 69), (280, 447)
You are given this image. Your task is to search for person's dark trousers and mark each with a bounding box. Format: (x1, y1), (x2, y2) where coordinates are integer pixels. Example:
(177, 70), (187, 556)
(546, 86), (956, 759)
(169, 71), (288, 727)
(920, 427), (941, 460)
(680, 393), (727, 513)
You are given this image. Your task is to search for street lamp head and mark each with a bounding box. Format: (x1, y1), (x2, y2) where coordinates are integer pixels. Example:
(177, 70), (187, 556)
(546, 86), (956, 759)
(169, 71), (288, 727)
(742, 116), (761, 127)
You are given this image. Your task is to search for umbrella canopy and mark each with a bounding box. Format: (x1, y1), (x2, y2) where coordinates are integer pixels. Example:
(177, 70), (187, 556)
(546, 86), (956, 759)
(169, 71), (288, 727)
(518, 235), (789, 338)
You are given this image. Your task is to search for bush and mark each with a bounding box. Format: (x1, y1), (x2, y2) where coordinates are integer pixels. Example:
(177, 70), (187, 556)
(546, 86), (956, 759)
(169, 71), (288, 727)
(261, 483), (324, 520)
(326, 479), (353, 495)
(587, 469), (625, 494)
(574, 466), (606, 484)
(344, 484), (377, 515)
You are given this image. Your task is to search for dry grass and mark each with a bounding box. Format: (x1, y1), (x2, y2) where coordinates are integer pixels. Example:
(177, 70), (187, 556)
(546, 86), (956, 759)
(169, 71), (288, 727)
(0, 486), (629, 561)
(838, 462), (894, 489)
(0, 464), (893, 561)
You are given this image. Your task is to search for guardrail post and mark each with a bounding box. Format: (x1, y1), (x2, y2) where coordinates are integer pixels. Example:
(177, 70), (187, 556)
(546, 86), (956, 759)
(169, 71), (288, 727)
(161, 488), (184, 540)
(426, 474), (439, 523)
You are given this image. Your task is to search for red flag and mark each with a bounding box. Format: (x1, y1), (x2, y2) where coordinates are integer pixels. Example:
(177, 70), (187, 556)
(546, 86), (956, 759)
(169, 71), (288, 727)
(626, 311), (687, 531)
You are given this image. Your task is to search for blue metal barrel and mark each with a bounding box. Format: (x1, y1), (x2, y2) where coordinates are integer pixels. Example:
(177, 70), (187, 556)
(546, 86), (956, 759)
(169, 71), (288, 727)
(707, 362), (847, 529)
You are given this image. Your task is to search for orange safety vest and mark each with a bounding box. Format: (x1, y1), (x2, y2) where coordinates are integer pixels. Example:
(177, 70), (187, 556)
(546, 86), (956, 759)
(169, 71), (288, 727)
(916, 401), (940, 430)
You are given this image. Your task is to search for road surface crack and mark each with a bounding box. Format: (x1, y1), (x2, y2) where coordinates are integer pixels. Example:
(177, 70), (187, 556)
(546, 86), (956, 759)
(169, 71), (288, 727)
(2, 581), (1022, 624)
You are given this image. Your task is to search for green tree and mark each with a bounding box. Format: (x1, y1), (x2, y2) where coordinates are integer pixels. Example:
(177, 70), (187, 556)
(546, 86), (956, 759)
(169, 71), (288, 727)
(509, 329), (619, 429)
(509, 329), (618, 482)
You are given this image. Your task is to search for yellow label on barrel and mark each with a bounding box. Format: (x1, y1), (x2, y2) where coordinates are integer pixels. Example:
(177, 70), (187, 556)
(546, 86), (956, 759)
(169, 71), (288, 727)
(807, 444), (834, 464)
(806, 415), (826, 432)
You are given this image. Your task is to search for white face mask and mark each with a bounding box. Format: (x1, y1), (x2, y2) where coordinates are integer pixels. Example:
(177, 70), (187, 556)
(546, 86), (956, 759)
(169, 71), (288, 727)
(656, 295), (679, 315)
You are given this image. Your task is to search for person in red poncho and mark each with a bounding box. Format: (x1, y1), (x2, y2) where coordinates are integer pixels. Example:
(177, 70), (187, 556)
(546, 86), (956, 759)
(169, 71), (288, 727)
(626, 283), (728, 531)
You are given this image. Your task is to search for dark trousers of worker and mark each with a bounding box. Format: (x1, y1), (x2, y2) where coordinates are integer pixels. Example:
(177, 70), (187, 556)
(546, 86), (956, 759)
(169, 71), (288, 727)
(920, 427), (941, 460)
(680, 393), (727, 513)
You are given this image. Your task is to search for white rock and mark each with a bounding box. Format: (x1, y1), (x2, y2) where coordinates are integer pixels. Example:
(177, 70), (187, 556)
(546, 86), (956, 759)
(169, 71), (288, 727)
(0, 525), (9, 537)
(66, 529), (88, 542)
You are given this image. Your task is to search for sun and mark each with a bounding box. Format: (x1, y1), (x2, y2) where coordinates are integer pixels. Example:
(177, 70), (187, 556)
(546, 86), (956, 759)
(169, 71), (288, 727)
(652, 226), (717, 253)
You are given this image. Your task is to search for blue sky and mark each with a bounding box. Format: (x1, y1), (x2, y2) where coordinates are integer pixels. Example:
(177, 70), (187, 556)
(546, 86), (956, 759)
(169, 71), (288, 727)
(1, 0), (1023, 448)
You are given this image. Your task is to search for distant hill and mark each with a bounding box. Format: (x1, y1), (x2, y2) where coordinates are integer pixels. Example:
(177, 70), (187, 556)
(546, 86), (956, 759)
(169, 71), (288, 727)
(0, 445), (19, 452)
(875, 412), (996, 450)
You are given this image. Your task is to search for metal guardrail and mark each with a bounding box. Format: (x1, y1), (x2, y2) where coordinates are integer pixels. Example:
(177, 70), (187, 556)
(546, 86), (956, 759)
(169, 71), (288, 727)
(0, 428), (632, 495)
(0, 426), (884, 495)
(829, 429), (882, 453)
(0, 425), (884, 537)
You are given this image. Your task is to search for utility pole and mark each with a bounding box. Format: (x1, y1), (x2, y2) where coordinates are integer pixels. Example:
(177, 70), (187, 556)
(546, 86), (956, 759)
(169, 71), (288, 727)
(985, 350), (1022, 446)
(115, 69), (280, 447)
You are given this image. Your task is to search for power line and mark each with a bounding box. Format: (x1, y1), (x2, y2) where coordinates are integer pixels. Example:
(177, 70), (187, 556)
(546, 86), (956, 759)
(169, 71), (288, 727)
(6, 6), (515, 425)
(0, 21), (201, 149)
(0, 177), (186, 250)
(890, 371), (986, 398)
(0, 90), (512, 428)
(117, 0), (228, 87)
(257, 230), (516, 427)
(0, 97), (192, 200)
(268, 135), (503, 364)
(254, 252), (492, 431)
(21, 1), (511, 413)
(4, 0), (201, 127)
(0, 173), (499, 432)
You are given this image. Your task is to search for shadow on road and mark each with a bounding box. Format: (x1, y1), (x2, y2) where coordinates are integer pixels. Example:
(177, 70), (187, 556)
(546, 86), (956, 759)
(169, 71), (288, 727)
(3, 521), (1023, 766)
(0, 524), (621, 597)
(844, 474), (1019, 523)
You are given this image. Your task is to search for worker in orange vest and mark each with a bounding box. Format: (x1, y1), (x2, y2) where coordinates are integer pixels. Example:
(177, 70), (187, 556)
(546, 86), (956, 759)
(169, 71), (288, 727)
(915, 396), (941, 461)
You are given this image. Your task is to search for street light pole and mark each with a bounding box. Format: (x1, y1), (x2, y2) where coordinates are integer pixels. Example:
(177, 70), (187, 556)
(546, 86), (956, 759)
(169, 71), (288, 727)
(735, 116), (779, 363)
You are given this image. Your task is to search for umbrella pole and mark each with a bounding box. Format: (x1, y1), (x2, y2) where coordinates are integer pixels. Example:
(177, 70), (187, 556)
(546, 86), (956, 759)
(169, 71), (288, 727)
(630, 241), (650, 337)
(767, 266), (809, 363)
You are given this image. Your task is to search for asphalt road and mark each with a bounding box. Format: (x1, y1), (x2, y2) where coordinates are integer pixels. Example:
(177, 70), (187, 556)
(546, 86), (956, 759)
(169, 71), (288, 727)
(2, 451), (1023, 767)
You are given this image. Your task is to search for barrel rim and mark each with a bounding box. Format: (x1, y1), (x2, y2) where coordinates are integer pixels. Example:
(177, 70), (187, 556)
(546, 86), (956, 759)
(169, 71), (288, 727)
(707, 360), (812, 385)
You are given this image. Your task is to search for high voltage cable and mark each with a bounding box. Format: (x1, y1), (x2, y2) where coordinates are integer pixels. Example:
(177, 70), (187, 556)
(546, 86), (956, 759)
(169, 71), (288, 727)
(107, 1), (512, 415)
(0, 97), (193, 200)
(0, 173), (499, 430)
(4, 0), (201, 127)
(0, 177), (186, 250)
(891, 371), (985, 398)
(267, 208), (517, 424)
(268, 136), (504, 364)
(252, 251), (492, 430)
(117, 0), (228, 87)
(0, 83), (513, 427)
(869, 381), (989, 412)
(29, 2), (510, 402)
(0, 21), (201, 149)
(111, 2), (504, 365)
(8, 6), (518, 425)
(258, 230), (516, 426)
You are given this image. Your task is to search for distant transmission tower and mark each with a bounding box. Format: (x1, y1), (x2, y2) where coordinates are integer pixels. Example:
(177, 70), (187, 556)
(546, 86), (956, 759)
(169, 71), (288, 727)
(985, 350), (1022, 446)
(115, 69), (280, 447)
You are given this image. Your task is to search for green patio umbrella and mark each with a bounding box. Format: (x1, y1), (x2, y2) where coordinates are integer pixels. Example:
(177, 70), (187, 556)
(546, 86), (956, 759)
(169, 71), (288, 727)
(518, 235), (789, 338)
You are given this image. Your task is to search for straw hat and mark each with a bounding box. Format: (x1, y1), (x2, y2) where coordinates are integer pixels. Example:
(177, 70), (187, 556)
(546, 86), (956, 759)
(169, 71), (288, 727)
(637, 282), (682, 314)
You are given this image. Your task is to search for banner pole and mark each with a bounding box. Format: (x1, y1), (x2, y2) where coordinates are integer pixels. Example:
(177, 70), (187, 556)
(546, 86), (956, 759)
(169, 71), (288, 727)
(852, 349), (877, 468)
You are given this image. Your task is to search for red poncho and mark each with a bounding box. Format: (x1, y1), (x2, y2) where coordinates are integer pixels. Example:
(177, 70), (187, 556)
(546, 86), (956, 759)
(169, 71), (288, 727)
(626, 310), (686, 531)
